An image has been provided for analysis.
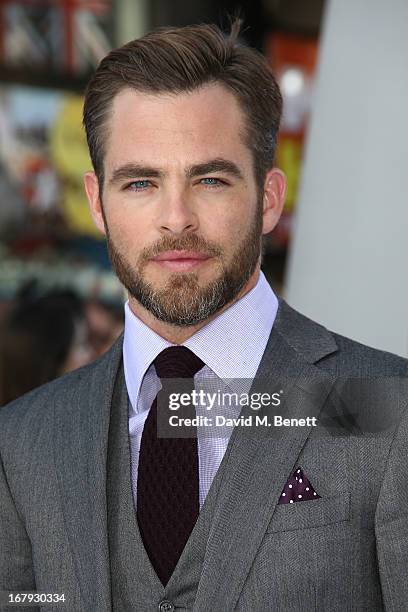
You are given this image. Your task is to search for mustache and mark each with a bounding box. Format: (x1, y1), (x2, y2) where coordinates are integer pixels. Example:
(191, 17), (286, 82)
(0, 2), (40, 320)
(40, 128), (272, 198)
(139, 234), (223, 261)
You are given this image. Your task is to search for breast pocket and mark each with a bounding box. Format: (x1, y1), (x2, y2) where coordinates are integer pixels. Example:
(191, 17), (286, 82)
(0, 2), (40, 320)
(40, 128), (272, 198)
(266, 492), (351, 533)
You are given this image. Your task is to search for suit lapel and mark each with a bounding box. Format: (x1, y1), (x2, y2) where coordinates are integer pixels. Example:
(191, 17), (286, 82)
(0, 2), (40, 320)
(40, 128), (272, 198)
(193, 299), (338, 612)
(53, 334), (124, 612)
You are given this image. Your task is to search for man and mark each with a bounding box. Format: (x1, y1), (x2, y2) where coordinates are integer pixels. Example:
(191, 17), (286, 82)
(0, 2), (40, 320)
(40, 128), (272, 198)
(1, 20), (407, 612)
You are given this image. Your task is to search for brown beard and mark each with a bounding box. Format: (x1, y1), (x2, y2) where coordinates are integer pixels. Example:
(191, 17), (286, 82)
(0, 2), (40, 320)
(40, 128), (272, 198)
(103, 203), (263, 326)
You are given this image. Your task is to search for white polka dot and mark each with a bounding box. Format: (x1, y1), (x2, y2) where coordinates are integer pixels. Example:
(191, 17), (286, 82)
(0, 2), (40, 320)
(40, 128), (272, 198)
(306, 487), (309, 491)
(289, 484), (292, 488)
(282, 492), (286, 496)
(290, 500), (294, 503)
(299, 479), (302, 483)
(297, 469), (300, 473)
(313, 492), (317, 496)
(298, 494), (302, 498)
(295, 477), (298, 480)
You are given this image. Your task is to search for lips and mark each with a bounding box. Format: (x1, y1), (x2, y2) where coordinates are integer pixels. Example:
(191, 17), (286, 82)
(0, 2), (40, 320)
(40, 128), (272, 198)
(151, 250), (211, 271)
(153, 250), (210, 261)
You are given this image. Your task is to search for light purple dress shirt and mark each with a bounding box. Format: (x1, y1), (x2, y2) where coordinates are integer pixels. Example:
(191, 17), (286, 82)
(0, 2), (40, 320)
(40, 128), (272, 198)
(123, 271), (278, 509)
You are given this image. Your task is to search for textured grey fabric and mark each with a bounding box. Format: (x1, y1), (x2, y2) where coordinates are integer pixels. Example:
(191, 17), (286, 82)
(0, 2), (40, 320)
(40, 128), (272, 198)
(107, 363), (232, 611)
(1, 297), (408, 611)
(107, 365), (163, 611)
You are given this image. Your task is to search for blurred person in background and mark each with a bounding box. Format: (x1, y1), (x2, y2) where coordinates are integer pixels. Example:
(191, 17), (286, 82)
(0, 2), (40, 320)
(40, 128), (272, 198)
(85, 298), (124, 358)
(0, 282), (93, 406)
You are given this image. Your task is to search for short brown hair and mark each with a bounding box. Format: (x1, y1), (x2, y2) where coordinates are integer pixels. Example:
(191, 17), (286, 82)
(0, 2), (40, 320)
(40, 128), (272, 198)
(83, 19), (282, 190)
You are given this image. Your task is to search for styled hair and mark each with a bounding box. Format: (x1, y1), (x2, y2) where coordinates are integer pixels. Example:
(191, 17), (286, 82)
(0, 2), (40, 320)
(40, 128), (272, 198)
(83, 19), (282, 189)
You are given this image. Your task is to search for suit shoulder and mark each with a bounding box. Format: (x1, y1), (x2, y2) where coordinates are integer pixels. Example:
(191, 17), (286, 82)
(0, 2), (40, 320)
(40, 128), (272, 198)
(0, 342), (119, 444)
(0, 360), (91, 432)
(277, 298), (408, 376)
(325, 329), (408, 376)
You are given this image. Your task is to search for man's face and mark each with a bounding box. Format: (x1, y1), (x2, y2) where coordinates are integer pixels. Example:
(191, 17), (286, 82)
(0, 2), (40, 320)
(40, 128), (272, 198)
(86, 83), (284, 326)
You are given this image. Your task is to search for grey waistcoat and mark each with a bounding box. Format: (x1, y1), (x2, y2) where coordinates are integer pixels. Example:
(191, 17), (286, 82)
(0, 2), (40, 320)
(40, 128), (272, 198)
(106, 363), (230, 612)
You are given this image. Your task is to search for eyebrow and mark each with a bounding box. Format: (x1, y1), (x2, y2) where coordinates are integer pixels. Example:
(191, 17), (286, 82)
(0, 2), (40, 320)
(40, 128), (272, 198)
(109, 164), (163, 185)
(187, 159), (243, 180)
(108, 157), (244, 186)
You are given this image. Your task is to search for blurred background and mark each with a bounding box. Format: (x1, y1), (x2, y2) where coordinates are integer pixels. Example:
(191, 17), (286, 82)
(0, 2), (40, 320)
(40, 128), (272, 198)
(0, 0), (407, 404)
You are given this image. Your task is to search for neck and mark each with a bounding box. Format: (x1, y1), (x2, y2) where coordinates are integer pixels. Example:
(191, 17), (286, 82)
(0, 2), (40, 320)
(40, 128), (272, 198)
(128, 267), (261, 344)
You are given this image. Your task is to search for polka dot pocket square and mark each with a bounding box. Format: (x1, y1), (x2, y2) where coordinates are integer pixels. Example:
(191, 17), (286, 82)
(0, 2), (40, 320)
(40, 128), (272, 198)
(278, 466), (321, 504)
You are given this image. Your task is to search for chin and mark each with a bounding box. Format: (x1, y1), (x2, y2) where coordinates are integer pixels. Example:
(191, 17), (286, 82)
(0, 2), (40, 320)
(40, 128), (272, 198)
(152, 264), (219, 286)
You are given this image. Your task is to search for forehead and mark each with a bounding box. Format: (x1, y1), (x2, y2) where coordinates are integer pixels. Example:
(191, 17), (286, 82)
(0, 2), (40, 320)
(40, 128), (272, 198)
(104, 83), (252, 171)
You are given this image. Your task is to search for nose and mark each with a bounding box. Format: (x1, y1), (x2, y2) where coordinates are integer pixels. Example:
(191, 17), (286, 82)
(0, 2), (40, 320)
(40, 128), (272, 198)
(157, 188), (199, 235)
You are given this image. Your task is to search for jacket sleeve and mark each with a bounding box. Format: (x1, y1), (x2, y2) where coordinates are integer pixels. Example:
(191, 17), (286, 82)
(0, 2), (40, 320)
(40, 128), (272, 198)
(375, 406), (408, 611)
(0, 449), (36, 592)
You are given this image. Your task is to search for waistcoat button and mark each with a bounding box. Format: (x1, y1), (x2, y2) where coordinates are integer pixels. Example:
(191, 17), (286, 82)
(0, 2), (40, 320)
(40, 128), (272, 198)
(158, 600), (175, 612)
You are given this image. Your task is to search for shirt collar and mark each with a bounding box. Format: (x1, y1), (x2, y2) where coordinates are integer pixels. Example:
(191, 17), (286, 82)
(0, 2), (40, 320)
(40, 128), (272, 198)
(123, 270), (278, 411)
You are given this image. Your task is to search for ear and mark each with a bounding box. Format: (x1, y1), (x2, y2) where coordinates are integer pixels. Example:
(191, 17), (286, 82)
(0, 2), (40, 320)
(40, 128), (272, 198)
(261, 167), (287, 235)
(84, 171), (107, 235)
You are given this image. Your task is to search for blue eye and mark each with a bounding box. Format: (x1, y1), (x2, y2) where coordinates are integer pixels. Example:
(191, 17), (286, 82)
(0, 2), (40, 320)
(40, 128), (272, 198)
(201, 178), (224, 188)
(127, 180), (151, 191)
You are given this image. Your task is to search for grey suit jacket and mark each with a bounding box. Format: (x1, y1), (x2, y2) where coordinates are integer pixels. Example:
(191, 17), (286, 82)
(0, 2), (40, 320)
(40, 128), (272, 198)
(1, 298), (408, 611)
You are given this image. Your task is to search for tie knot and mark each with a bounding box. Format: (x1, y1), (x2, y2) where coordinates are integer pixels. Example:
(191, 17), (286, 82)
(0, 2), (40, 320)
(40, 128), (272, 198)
(154, 346), (204, 379)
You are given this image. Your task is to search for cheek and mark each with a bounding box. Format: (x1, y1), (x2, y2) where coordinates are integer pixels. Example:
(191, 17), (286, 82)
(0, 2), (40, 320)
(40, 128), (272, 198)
(106, 206), (153, 251)
(200, 194), (249, 230)
(200, 204), (253, 247)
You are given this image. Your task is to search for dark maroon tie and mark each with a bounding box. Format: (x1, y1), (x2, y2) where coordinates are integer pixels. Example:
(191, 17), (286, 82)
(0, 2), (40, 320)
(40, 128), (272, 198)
(137, 346), (204, 586)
